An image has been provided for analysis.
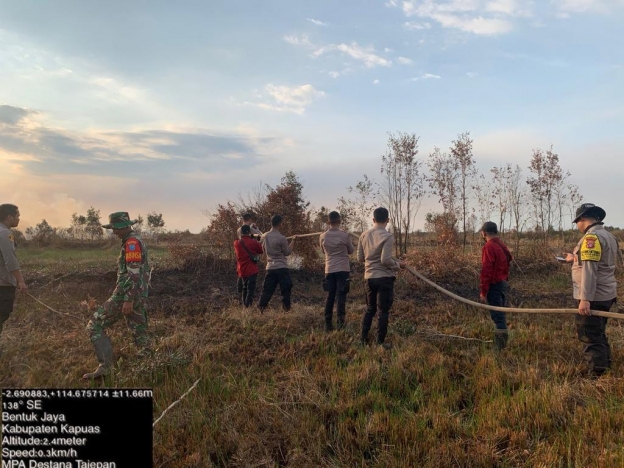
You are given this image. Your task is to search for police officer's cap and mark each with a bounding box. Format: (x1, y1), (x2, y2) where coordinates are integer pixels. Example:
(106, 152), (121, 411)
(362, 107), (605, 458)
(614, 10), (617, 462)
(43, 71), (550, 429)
(573, 203), (606, 224)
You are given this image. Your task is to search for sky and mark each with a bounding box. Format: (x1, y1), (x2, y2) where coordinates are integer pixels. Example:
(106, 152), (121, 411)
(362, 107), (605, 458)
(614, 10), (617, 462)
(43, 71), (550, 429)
(1, 0), (623, 232)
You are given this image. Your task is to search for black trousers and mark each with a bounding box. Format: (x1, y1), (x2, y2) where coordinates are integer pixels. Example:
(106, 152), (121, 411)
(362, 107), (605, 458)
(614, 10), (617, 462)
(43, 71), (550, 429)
(258, 268), (292, 311)
(324, 271), (350, 330)
(0, 286), (16, 335)
(361, 277), (395, 344)
(240, 274), (257, 308)
(575, 299), (615, 375)
(487, 281), (508, 330)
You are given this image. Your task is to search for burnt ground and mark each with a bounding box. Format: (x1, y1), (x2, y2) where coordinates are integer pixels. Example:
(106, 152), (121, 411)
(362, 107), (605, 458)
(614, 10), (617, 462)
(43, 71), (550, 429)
(24, 254), (577, 321)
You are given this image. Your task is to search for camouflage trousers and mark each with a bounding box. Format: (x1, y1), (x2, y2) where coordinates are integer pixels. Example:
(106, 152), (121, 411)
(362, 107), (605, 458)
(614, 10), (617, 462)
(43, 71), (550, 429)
(87, 295), (149, 347)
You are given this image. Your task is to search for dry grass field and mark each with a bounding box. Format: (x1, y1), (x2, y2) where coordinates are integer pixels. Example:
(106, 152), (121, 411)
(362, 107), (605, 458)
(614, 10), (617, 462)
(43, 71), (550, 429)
(2, 241), (624, 467)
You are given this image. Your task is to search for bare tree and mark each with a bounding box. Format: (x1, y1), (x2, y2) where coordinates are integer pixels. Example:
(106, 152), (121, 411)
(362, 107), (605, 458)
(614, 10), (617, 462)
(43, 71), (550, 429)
(449, 132), (476, 249)
(507, 164), (527, 253)
(527, 146), (564, 238)
(380, 132), (426, 255)
(428, 146), (459, 238)
(566, 184), (583, 230)
(337, 175), (376, 233)
(473, 172), (494, 226)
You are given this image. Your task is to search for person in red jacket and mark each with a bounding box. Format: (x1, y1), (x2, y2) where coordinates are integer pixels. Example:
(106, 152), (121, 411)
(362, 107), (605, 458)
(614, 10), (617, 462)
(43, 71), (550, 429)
(234, 225), (263, 307)
(479, 221), (513, 350)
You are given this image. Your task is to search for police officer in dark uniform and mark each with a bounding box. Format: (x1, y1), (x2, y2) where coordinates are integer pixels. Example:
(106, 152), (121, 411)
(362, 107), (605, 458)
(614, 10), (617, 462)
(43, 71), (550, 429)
(564, 203), (618, 377)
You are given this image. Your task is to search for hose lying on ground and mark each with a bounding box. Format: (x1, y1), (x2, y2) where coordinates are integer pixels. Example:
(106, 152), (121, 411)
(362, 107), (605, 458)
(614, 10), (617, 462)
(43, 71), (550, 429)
(285, 230), (624, 320)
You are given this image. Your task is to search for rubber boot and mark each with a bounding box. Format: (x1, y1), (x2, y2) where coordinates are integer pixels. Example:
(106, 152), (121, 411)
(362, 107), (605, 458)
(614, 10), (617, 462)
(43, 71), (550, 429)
(494, 329), (509, 351)
(83, 335), (114, 379)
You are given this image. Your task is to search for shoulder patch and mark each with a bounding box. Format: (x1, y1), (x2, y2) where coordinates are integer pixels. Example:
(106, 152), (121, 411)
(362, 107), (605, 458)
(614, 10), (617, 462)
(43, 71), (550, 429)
(8, 234), (14, 242)
(580, 234), (602, 262)
(125, 238), (142, 262)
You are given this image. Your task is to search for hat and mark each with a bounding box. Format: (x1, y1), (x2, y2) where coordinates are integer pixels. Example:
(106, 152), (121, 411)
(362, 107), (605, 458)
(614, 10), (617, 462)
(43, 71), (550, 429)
(573, 203), (606, 224)
(101, 212), (138, 229)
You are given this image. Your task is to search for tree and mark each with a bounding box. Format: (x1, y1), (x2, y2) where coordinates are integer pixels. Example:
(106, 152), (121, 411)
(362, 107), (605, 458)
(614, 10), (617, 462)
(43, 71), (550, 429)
(210, 171), (318, 267)
(70, 213), (87, 240)
(134, 214), (145, 235)
(424, 212), (458, 245)
(206, 202), (240, 259)
(147, 212), (165, 229)
(507, 164), (527, 253)
(261, 171), (310, 236)
(449, 132), (476, 249)
(566, 184), (583, 231)
(25, 219), (56, 245)
(336, 174), (375, 233)
(427, 146), (459, 242)
(312, 206), (329, 232)
(85, 206), (103, 240)
(526, 146), (564, 237)
(473, 172), (494, 226)
(379, 132), (426, 255)
(147, 212), (166, 239)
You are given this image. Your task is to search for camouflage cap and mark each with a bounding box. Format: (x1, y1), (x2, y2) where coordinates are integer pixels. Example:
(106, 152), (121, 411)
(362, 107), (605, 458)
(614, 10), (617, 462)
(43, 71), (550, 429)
(101, 212), (138, 229)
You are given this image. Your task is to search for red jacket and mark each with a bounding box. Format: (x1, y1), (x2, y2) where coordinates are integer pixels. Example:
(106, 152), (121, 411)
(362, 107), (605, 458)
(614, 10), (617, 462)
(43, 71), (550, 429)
(234, 236), (263, 278)
(480, 237), (512, 295)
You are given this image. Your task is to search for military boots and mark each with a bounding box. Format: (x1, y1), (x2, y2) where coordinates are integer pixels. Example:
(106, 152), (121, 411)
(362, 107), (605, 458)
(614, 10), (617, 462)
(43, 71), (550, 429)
(83, 335), (114, 379)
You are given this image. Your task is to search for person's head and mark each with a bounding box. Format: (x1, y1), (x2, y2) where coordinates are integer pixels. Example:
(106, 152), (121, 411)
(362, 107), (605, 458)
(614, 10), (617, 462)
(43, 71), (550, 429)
(101, 212), (137, 239)
(241, 224), (252, 236)
(373, 207), (389, 226)
(480, 221), (498, 239)
(573, 203), (606, 232)
(271, 214), (283, 228)
(327, 211), (341, 226)
(242, 213), (253, 225)
(0, 204), (20, 228)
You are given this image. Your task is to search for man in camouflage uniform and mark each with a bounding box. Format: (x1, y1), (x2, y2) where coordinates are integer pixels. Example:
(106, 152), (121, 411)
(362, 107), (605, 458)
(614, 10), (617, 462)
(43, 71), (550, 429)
(83, 212), (150, 379)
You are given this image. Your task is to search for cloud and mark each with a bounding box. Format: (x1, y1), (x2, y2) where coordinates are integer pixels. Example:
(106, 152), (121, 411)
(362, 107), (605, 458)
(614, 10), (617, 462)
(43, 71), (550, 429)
(431, 13), (513, 34)
(398, 57), (414, 65)
(328, 71), (341, 78)
(404, 21), (433, 30)
(285, 35), (391, 68)
(466, 71), (479, 78)
(411, 73), (442, 80)
(485, 0), (532, 16)
(0, 105), (36, 125)
(283, 34), (313, 46)
(384, 47), (393, 52)
(402, 0), (518, 35)
(373, 79), (380, 85)
(555, 0), (619, 13)
(326, 42), (392, 68)
(0, 105), (277, 177)
(244, 84), (325, 114)
(307, 18), (328, 26)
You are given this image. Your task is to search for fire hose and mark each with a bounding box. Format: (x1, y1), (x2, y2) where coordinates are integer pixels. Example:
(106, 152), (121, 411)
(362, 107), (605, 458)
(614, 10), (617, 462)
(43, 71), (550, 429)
(284, 231), (624, 320)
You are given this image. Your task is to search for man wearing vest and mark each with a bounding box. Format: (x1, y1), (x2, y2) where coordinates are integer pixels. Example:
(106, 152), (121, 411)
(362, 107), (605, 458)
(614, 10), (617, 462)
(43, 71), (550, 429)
(234, 224), (263, 307)
(479, 221), (513, 350)
(84, 212), (150, 379)
(319, 211), (354, 331)
(357, 207), (406, 347)
(564, 203), (618, 377)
